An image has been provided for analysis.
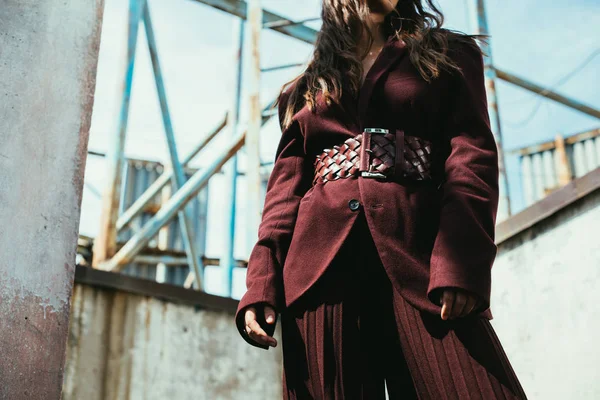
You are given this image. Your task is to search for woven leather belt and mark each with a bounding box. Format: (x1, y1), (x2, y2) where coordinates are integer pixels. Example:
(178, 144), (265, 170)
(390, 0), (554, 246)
(312, 128), (436, 186)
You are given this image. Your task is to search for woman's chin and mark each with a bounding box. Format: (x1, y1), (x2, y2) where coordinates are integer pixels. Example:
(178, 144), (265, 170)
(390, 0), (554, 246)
(368, 0), (398, 15)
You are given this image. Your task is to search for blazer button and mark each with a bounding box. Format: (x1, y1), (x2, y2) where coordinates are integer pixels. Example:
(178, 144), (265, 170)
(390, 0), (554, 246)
(348, 199), (361, 211)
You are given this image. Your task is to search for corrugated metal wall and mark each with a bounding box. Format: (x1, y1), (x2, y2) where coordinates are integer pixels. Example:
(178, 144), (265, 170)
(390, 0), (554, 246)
(117, 158), (210, 285)
(513, 128), (600, 207)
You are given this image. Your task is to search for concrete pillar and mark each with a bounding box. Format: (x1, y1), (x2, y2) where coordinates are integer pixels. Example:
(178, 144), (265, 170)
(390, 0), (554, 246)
(0, 1), (104, 398)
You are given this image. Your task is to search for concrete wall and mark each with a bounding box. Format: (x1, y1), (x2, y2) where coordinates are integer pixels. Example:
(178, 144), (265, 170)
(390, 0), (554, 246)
(491, 188), (600, 399)
(62, 281), (282, 400)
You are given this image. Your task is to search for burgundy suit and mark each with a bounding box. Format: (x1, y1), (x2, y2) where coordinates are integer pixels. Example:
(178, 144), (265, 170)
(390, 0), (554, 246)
(234, 32), (527, 399)
(236, 33), (498, 340)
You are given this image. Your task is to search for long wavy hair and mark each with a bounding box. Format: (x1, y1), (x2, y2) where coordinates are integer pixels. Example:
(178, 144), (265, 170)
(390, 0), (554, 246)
(278, 0), (489, 130)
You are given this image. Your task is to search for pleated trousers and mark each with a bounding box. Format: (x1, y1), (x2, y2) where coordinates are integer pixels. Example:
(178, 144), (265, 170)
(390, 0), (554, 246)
(280, 211), (527, 400)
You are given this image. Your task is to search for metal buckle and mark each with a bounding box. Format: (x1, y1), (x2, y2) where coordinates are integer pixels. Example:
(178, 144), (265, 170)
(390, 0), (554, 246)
(363, 128), (389, 134)
(360, 128), (390, 179)
(361, 171), (387, 179)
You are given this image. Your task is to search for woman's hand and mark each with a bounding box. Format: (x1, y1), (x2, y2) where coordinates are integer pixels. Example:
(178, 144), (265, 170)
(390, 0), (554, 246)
(244, 304), (278, 348)
(439, 287), (482, 320)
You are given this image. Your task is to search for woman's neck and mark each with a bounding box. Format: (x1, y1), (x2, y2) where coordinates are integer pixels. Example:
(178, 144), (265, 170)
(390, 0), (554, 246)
(357, 13), (387, 52)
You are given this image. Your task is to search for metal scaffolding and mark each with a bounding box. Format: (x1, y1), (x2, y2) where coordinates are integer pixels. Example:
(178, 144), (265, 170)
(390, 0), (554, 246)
(89, 0), (600, 298)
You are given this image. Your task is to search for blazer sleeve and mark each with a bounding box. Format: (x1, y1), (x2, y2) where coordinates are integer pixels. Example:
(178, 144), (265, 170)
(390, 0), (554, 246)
(234, 90), (313, 350)
(426, 37), (500, 314)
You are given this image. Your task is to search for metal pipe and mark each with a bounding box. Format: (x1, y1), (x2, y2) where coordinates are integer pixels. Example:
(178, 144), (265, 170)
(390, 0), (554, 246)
(155, 182), (172, 283)
(220, 18), (245, 297)
(142, 3), (205, 290)
(97, 131), (246, 272)
(135, 254), (189, 266)
(93, 0), (145, 267)
(191, 0), (317, 44)
(495, 68), (600, 120)
(133, 253), (256, 269)
(472, 0), (511, 221)
(263, 17), (321, 29)
(246, 0), (263, 281)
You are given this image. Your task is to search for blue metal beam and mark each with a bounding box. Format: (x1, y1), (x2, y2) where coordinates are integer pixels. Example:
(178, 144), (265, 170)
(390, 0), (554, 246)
(471, 0), (511, 219)
(221, 19), (245, 296)
(93, 0), (145, 266)
(190, 0), (318, 44)
(98, 131), (247, 272)
(143, 2), (205, 290)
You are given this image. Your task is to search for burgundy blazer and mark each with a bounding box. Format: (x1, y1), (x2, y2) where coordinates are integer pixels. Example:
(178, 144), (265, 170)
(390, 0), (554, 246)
(235, 33), (499, 350)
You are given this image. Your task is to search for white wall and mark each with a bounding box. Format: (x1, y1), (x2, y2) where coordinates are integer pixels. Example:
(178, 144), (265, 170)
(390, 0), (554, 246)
(491, 189), (600, 399)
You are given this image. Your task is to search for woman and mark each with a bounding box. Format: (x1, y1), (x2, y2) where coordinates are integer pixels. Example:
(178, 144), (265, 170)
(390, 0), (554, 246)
(235, 0), (527, 398)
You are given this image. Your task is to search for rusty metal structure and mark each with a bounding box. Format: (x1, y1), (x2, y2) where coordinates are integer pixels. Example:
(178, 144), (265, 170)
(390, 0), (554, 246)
(90, 0), (313, 298)
(90, 0), (600, 299)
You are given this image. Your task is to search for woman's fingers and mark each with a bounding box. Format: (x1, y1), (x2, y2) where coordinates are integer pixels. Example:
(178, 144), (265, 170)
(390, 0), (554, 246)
(440, 288), (481, 320)
(248, 320), (278, 347)
(461, 294), (478, 317)
(264, 304), (276, 324)
(440, 290), (455, 320)
(244, 306), (257, 334)
(244, 306), (278, 347)
(453, 291), (468, 318)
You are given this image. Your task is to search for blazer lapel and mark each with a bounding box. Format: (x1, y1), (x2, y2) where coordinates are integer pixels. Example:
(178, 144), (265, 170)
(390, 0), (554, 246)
(357, 36), (408, 130)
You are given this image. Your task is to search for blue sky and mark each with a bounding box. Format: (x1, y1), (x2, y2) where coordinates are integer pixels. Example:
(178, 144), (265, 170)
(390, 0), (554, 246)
(82, 0), (599, 295)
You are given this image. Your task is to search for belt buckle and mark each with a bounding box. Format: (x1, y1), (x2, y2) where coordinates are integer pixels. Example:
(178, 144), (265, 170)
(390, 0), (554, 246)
(360, 128), (389, 179)
(364, 128), (389, 134)
(361, 171), (387, 179)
